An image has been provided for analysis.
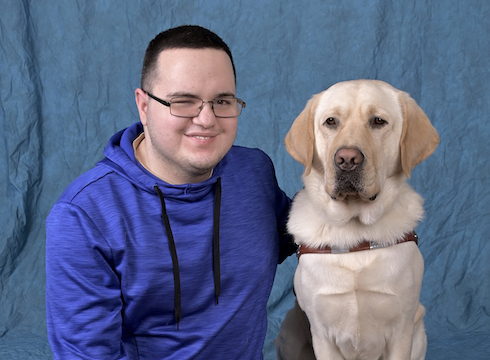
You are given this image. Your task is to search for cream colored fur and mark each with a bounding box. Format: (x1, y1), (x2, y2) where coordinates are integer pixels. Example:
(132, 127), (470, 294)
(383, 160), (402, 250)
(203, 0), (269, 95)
(277, 80), (439, 360)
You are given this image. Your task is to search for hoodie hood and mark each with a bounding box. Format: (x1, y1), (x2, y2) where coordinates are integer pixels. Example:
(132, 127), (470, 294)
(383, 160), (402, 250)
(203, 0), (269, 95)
(99, 122), (222, 202)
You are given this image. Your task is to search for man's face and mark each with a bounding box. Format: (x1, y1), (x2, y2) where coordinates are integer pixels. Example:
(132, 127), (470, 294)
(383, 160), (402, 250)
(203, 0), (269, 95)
(136, 48), (238, 184)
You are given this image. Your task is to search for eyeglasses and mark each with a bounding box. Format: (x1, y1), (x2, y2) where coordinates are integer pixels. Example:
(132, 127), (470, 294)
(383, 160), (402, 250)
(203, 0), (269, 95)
(144, 91), (246, 118)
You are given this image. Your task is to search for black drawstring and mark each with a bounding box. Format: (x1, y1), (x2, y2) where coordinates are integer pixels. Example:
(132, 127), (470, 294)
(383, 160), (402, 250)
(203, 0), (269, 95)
(154, 185), (182, 329)
(213, 177), (221, 305)
(154, 177), (222, 329)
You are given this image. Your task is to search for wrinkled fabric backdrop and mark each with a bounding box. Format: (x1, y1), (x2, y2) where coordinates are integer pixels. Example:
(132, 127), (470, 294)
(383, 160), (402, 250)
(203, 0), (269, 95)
(1, 0), (489, 359)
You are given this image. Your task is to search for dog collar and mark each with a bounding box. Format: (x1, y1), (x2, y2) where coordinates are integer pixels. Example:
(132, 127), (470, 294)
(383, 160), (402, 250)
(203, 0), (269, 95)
(297, 232), (418, 258)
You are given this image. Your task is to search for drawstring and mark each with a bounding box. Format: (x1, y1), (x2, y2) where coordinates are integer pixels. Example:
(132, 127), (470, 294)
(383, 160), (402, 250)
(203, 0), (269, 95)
(213, 177), (221, 304)
(154, 177), (222, 329)
(154, 185), (182, 329)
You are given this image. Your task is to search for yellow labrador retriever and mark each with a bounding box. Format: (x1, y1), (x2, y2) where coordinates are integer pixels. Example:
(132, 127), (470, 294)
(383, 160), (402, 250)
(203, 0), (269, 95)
(276, 80), (439, 360)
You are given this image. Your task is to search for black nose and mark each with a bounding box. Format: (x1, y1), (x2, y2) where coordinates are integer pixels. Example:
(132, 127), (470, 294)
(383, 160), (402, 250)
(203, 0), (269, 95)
(334, 147), (364, 171)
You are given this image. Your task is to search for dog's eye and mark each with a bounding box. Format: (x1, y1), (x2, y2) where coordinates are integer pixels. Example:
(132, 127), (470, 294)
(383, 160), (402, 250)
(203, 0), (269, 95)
(372, 117), (387, 126)
(324, 117), (337, 126)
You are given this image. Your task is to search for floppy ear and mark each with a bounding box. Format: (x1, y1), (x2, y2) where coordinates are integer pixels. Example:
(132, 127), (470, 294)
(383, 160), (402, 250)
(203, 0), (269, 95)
(284, 94), (320, 175)
(399, 91), (440, 178)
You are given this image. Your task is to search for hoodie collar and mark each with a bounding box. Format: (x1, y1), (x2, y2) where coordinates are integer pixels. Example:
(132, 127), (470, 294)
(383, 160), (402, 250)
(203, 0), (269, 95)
(101, 122), (223, 201)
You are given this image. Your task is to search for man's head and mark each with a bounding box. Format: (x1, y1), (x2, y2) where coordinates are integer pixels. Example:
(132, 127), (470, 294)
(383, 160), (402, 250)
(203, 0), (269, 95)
(141, 25), (236, 92)
(134, 26), (240, 185)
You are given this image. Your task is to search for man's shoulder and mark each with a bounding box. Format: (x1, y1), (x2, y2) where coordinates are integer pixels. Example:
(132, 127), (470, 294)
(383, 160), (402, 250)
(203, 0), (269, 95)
(56, 163), (116, 204)
(227, 145), (272, 164)
(219, 146), (276, 180)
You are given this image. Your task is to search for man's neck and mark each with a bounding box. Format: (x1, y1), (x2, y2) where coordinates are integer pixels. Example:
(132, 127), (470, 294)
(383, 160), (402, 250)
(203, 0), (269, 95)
(133, 133), (213, 184)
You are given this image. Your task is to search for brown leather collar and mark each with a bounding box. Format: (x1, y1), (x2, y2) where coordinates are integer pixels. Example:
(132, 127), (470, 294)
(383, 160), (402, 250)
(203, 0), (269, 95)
(297, 232), (418, 258)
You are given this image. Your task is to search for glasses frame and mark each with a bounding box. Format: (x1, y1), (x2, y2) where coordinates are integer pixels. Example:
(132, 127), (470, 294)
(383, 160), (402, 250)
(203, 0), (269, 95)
(144, 91), (245, 118)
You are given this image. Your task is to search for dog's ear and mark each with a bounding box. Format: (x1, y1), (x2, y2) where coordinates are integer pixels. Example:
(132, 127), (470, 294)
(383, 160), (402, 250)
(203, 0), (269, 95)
(285, 94), (320, 175)
(399, 92), (440, 178)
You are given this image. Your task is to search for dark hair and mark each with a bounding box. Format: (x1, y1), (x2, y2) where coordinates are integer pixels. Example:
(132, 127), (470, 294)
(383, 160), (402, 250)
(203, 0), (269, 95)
(141, 25), (236, 91)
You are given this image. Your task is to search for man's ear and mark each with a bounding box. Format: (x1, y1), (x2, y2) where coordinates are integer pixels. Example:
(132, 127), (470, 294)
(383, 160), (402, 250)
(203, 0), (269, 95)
(399, 91), (440, 177)
(285, 93), (321, 175)
(135, 88), (149, 126)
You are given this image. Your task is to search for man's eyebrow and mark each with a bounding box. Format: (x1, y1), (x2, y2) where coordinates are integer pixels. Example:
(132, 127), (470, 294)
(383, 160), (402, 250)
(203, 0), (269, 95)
(167, 92), (199, 98)
(167, 91), (236, 98)
(215, 91), (236, 98)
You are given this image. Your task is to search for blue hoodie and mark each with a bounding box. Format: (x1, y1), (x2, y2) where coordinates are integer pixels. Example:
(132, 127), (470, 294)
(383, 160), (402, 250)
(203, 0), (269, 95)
(46, 122), (294, 359)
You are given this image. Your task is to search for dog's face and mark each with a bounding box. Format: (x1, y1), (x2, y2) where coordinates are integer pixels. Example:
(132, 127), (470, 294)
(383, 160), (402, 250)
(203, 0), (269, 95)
(285, 80), (439, 203)
(313, 81), (404, 201)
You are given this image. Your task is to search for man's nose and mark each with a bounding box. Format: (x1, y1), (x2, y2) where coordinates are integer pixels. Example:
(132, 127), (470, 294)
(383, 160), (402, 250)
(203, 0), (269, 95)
(193, 101), (217, 128)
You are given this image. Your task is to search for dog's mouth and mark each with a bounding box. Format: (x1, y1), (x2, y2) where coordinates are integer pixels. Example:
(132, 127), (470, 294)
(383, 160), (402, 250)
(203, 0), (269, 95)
(330, 171), (378, 202)
(331, 193), (378, 202)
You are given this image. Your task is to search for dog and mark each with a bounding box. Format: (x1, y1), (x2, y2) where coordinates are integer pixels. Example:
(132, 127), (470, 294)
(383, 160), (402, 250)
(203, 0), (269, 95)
(276, 80), (439, 360)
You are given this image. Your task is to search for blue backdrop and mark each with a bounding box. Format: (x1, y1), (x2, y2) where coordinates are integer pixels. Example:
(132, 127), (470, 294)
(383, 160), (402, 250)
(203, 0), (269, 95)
(1, 0), (488, 359)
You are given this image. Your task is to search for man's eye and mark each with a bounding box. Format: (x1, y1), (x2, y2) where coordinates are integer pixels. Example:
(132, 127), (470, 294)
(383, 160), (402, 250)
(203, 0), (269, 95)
(172, 98), (199, 106)
(215, 98), (233, 106)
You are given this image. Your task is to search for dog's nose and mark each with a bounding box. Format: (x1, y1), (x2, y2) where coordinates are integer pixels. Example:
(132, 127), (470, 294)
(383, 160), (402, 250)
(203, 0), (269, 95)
(334, 147), (364, 171)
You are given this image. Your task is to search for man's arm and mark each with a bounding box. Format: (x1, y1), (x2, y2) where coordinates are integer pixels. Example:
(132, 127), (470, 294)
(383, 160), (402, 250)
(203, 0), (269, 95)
(275, 189), (297, 263)
(46, 202), (128, 360)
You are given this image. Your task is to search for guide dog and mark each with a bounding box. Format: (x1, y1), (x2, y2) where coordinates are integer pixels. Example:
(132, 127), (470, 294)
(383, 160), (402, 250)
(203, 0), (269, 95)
(276, 80), (439, 360)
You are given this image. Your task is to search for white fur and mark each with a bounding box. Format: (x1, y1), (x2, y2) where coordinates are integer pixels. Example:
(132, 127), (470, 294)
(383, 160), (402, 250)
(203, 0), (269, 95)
(288, 170), (424, 249)
(278, 80), (439, 360)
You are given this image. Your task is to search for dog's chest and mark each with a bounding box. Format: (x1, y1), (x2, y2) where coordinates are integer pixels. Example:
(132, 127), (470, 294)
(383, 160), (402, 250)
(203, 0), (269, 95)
(295, 248), (405, 294)
(293, 246), (424, 353)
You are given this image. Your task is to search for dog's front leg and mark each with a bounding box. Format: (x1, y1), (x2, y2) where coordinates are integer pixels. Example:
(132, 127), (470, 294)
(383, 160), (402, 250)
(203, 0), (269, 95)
(384, 330), (413, 360)
(275, 300), (316, 360)
(409, 304), (427, 360)
(383, 324), (420, 359)
(383, 302), (426, 360)
(308, 321), (345, 360)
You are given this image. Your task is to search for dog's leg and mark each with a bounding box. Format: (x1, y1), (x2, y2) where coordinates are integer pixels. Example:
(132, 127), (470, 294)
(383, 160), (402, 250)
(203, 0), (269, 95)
(309, 332), (344, 360)
(383, 326), (414, 360)
(275, 300), (316, 360)
(383, 304), (426, 360)
(410, 304), (427, 360)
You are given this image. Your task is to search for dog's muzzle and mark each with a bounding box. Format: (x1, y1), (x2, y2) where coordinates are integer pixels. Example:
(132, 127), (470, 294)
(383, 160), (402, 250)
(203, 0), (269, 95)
(331, 147), (371, 200)
(335, 147), (364, 172)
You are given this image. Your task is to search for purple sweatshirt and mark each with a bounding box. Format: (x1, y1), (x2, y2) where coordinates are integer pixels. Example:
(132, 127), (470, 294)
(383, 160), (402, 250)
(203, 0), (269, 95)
(46, 122), (294, 359)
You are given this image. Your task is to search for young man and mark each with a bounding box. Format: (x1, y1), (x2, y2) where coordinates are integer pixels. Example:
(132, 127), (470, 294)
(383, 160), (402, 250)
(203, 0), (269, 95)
(46, 25), (295, 359)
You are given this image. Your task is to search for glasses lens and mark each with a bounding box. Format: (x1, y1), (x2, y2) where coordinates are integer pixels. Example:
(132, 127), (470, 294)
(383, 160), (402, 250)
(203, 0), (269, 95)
(169, 97), (202, 117)
(169, 96), (244, 118)
(213, 96), (241, 117)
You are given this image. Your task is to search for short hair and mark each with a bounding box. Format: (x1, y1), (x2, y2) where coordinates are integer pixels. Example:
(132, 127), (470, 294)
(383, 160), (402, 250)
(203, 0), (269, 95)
(141, 25), (236, 91)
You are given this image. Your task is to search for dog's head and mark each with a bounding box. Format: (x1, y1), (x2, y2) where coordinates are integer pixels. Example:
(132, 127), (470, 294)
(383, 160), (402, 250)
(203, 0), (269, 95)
(285, 80), (439, 202)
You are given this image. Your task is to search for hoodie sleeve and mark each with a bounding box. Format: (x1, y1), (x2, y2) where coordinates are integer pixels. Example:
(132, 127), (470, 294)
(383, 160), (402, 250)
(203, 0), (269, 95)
(46, 202), (129, 360)
(275, 184), (297, 263)
(260, 154), (296, 263)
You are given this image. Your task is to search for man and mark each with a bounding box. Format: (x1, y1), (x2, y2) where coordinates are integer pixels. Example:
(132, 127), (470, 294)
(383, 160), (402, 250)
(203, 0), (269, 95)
(46, 25), (295, 359)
